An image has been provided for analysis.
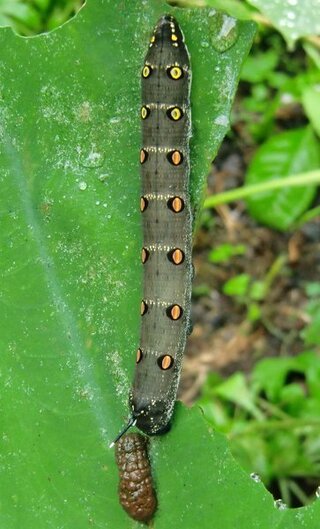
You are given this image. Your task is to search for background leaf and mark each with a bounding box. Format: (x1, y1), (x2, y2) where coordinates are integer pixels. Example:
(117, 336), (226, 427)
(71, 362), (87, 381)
(246, 0), (320, 48)
(245, 127), (320, 230)
(302, 85), (320, 137)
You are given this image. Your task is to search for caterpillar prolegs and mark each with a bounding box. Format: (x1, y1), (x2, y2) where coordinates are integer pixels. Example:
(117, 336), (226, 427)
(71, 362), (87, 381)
(112, 14), (191, 441)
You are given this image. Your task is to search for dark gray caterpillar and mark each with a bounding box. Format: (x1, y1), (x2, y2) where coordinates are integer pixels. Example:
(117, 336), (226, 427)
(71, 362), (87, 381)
(130, 14), (192, 435)
(115, 433), (157, 523)
(111, 15), (192, 445)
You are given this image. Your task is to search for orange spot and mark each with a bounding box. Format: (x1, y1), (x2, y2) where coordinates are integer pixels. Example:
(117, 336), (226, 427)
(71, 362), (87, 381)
(170, 196), (184, 213)
(171, 150), (182, 165)
(136, 348), (143, 363)
(161, 355), (173, 370)
(141, 300), (148, 315)
(172, 249), (184, 265)
(170, 305), (181, 320)
(140, 196), (147, 212)
(140, 149), (147, 164)
(141, 247), (149, 263)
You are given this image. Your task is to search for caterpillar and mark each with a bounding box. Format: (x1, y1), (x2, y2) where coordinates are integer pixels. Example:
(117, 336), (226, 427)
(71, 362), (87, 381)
(115, 433), (157, 522)
(111, 14), (192, 444)
(132, 13), (192, 436)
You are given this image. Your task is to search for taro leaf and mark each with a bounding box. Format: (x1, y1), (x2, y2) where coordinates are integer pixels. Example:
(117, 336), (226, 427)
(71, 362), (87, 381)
(245, 127), (319, 231)
(154, 404), (320, 529)
(5, 1), (320, 528)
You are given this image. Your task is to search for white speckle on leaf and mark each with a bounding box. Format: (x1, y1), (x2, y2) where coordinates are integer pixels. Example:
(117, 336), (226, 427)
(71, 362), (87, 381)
(98, 173), (109, 182)
(214, 114), (229, 127)
(78, 181), (87, 191)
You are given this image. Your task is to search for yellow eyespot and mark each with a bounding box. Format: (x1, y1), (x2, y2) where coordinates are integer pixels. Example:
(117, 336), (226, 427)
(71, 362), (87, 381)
(141, 106), (150, 119)
(167, 65), (183, 80)
(167, 106), (183, 121)
(142, 65), (152, 78)
(171, 34), (178, 42)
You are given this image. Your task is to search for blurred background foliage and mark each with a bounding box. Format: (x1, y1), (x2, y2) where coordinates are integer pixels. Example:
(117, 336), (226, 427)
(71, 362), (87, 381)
(0, 0), (83, 35)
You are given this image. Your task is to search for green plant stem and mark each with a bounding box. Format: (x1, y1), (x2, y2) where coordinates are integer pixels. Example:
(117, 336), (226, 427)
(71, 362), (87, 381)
(263, 254), (287, 292)
(294, 204), (320, 227)
(278, 477), (290, 507)
(257, 397), (292, 420)
(204, 170), (320, 208)
(287, 479), (312, 506)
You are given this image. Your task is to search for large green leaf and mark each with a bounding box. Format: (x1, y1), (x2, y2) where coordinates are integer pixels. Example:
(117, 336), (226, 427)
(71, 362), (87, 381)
(4, 1), (320, 528)
(154, 404), (320, 529)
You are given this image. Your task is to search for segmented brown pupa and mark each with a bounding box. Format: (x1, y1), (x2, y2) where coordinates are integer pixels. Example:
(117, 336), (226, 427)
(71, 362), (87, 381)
(115, 433), (157, 522)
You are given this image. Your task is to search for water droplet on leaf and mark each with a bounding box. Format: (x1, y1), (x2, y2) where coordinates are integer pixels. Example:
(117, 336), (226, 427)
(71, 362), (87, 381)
(250, 473), (261, 483)
(274, 499), (287, 510)
(209, 12), (239, 52)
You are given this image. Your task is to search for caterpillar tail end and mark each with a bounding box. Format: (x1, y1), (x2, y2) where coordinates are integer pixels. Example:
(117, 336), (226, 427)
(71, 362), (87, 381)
(109, 417), (137, 448)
